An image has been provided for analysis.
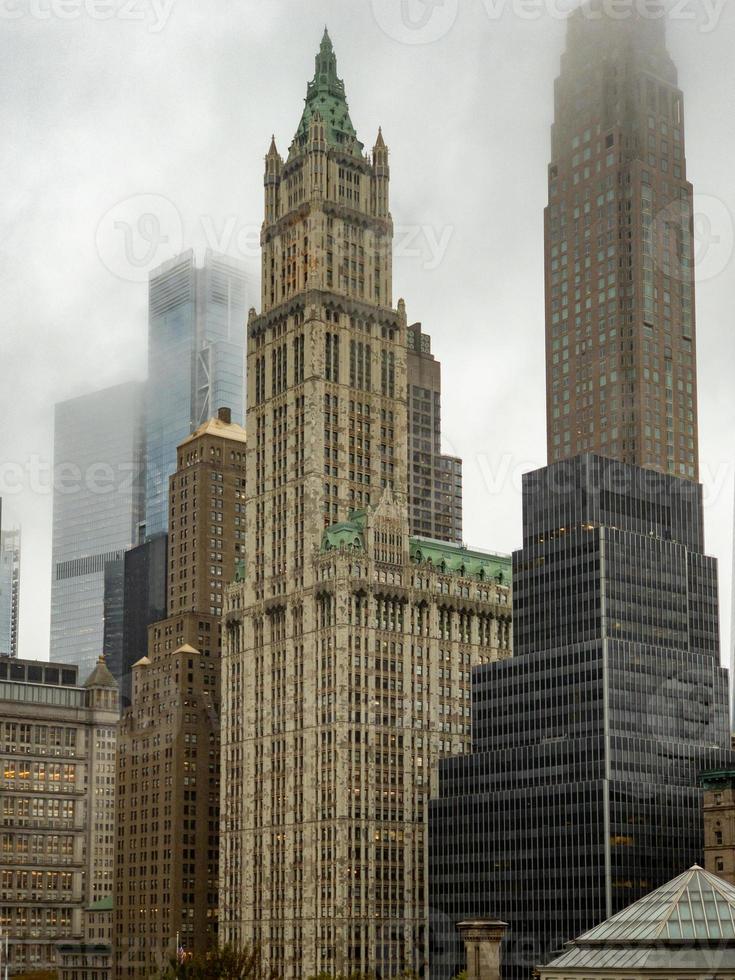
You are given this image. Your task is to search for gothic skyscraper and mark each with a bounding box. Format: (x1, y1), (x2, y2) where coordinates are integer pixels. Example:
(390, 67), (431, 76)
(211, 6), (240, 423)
(545, 0), (698, 480)
(220, 31), (512, 978)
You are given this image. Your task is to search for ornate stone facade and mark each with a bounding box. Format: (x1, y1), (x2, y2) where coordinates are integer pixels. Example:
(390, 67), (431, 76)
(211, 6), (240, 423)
(219, 31), (512, 979)
(0, 656), (118, 975)
(701, 769), (735, 885)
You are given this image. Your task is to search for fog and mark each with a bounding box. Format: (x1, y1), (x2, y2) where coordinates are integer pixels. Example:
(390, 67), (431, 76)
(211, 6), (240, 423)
(1, 0), (733, 668)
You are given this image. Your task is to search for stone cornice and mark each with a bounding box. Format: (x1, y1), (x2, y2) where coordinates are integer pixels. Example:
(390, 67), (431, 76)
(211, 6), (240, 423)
(250, 290), (400, 337)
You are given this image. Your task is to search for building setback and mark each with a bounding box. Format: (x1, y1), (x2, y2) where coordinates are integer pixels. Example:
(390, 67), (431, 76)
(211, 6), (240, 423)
(429, 455), (735, 980)
(57, 897), (113, 980)
(50, 382), (145, 681)
(219, 31), (512, 979)
(545, 0), (699, 480)
(144, 250), (249, 537)
(406, 324), (462, 544)
(114, 412), (246, 979)
(0, 655), (118, 975)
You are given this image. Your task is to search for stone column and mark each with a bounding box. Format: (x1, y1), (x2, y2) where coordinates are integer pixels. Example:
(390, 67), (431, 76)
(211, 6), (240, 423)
(457, 919), (508, 980)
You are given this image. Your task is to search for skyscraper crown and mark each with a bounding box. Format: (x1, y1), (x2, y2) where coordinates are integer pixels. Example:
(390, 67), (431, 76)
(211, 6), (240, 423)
(291, 28), (364, 158)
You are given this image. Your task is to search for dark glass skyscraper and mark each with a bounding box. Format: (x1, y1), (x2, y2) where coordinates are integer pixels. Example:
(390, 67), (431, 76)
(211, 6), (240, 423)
(144, 249), (250, 536)
(429, 455), (734, 979)
(119, 532), (167, 707)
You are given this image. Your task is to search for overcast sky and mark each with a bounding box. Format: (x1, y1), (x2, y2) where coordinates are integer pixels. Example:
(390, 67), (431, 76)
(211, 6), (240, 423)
(1, 0), (734, 669)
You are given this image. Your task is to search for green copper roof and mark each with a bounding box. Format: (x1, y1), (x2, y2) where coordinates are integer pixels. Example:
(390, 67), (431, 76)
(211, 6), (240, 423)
(88, 896), (113, 911)
(320, 514), (511, 584)
(700, 768), (735, 789)
(321, 510), (367, 552)
(292, 29), (364, 159)
(410, 538), (511, 584)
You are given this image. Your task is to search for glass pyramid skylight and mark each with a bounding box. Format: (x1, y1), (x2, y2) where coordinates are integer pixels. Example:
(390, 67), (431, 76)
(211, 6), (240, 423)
(578, 866), (735, 943)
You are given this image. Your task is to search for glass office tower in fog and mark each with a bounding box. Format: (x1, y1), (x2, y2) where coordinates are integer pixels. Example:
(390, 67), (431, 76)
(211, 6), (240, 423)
(0, 499), (20, 657)
(144, 249), (249, 536)
(50, 382), (145, 679)
(429, 455), (734, 980)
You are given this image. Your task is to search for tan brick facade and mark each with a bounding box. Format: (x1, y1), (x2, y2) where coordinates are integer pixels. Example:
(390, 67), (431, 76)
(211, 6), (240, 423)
(219, 32), (512, 979)
(545, 4), (699, 480)
(114, 416), (246, 979)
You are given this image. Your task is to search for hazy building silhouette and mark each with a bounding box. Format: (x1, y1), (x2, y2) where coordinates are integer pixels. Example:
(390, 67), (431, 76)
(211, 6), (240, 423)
(50, 382), (145, 679)
(0, 499), (21, 657)
(144, 250), (249, 537)
(545, 0), (699, 480)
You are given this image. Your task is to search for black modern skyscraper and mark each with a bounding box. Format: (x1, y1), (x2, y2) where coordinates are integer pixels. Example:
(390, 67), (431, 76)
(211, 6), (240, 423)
(118, 532), (167, 707)
(429, 455), (734, 980)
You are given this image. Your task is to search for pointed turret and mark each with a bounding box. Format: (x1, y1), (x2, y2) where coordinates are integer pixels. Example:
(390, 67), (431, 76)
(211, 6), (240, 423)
(373, 127), (388, 165)
(290, 28), (364, 160)
(264, 134), (283, 225)
(373, 127), (390, 218)
(265, 135), (283, 174)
